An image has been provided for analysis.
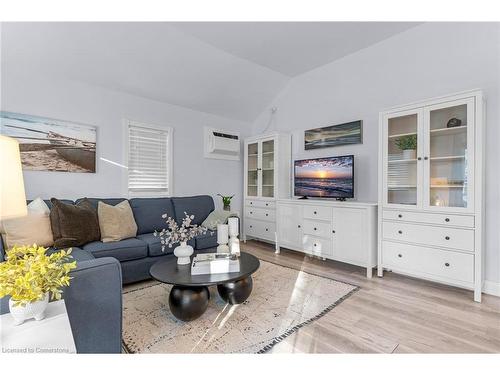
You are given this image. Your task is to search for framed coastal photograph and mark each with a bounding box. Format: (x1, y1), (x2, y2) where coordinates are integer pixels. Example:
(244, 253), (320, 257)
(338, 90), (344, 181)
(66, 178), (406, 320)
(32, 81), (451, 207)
(0, 111), (96, 173)
(304, 120), (362, 150)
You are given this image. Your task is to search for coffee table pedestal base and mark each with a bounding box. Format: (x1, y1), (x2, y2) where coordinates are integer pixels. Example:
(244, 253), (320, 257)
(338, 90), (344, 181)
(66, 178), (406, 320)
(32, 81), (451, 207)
(217, 276), (253, 305)
(169, 285), (209, 322)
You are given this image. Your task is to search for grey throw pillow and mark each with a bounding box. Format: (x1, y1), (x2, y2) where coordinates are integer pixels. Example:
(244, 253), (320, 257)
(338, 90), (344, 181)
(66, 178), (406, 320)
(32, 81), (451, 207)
(201, 210), (234, 231)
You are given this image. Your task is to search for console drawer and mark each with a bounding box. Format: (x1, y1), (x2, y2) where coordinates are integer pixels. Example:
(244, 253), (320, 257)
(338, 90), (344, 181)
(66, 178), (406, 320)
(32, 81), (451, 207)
(382, 221), (474, 252)
(302, 235), (333, 257)
(382, 241), (473, 284)
(302, 219), (332, 239)
(245, 207), (275, 222)
(303, 205), (332, 221)
(383, 210), (474, 228)
(246, 200), (275, 209)
(245, 219), (276, 240)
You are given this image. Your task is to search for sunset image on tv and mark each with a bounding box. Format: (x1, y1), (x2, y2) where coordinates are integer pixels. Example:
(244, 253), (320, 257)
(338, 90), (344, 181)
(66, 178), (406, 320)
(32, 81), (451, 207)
(294, 156), (353, 198)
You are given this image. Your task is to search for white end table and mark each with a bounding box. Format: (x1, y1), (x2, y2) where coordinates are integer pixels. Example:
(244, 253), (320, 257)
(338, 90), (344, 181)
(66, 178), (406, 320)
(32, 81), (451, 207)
(1, 300), (76, 354)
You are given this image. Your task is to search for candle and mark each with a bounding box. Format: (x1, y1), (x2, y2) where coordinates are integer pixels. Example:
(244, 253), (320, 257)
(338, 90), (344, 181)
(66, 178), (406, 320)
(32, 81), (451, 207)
(217, 224), (229, 244)
(228, 217), (239, 237)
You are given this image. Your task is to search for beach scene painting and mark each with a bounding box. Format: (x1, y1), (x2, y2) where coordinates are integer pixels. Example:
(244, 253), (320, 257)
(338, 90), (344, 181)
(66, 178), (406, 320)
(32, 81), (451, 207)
(304, 120), (362, 150)
(0, 111), (96, 173)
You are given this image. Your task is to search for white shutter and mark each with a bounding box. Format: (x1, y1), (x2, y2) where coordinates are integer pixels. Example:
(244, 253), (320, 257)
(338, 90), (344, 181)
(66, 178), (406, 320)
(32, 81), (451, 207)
(127, 122), (172, 196)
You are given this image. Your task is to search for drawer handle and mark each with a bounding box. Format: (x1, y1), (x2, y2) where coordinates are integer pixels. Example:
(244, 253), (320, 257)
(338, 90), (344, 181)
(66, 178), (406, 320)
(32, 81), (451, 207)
(265, 228), (269, 232)
(445, 262), (450, 267)
(250, 202), (253, 205)
(249, 225), (253, 228)
(298, 225), (301, 228)
(398, 254), (402, 258)
(265, 203), (269, 206)
(445, 236), (450, 240)
(332, 230), (335, 233)
(313, 243), (317, 247)
(314, 211), (317, 214)
(314, 227), (317, 231)
(445, 218), (450, 222)
(265, 213), (269, 216)
(398, 214), (403, 218)
(250, 211), (253, 214)
(398, 230), (403, 234)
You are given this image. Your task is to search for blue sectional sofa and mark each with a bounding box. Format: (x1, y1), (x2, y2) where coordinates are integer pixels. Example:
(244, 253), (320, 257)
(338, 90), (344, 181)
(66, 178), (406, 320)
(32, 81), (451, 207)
(0, 195), (220, 353)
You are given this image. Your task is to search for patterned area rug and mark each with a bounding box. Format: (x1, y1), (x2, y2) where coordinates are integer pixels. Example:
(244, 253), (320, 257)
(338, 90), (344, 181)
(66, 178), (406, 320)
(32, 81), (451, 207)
(122, 260), (359, 353)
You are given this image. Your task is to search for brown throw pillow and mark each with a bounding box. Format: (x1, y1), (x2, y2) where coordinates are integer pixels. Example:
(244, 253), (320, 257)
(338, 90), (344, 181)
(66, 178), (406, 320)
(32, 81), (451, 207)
(50, 198), (101, 248)
(98, 200), (138, 242)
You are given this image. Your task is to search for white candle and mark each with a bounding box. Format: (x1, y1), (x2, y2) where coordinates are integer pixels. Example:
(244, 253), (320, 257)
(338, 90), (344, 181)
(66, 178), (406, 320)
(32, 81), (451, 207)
(228, 217), (239, 237)
(217, 224), (229, 244)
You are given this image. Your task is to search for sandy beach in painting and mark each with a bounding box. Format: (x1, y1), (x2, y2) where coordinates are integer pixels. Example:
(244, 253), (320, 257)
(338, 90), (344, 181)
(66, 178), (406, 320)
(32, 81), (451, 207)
(20, 150), (91, 172)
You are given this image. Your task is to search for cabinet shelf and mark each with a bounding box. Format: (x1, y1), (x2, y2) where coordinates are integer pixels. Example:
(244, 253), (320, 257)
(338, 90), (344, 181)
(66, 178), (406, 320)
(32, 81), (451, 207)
(388, 158), (417, 164)
(388, 185), (417, 189)
(430, 125), (467, 136)
(430, 155), (465, 161)
(430, 184), (464, 188)
(388, 131), (417, 139)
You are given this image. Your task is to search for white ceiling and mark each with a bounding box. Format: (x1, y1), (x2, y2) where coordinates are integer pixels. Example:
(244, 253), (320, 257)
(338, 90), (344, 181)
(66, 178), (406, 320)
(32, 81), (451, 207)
(174, 22), (420, 77)
(1, 22), (419, 122)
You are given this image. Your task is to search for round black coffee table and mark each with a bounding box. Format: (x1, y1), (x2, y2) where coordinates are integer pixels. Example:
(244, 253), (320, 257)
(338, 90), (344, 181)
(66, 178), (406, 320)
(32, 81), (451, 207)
(149, 252), (260, 321)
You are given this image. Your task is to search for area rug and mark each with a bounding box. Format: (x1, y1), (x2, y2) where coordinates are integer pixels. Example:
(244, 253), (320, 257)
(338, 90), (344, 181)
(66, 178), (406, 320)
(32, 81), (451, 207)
(122, 260), (359, 353)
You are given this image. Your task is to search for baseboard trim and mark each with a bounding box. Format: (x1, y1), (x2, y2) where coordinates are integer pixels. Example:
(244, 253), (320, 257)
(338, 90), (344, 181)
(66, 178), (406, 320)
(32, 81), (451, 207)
(483, 280), (500, 297)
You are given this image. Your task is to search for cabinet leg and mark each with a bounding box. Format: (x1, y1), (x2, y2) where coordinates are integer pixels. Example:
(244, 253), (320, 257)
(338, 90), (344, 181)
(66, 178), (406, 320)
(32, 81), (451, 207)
(366, 267), (373, 279)
(322, 257), (326, 261)
(275, 244), (280, 254)
(377, 267), (383, 277)
(474, 288), (482, 303)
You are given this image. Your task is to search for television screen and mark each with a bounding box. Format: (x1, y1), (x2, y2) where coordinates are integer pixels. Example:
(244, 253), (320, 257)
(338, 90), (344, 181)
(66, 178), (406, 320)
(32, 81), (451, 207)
(294, 155), (354, 198)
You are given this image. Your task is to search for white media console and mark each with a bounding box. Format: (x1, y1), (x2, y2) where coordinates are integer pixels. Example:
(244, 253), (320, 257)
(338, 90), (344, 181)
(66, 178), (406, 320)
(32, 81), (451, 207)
(275, 199), (378, 278)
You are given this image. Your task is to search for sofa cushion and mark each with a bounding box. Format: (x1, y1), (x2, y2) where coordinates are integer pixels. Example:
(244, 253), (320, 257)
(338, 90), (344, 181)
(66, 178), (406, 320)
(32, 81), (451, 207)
(75, 198), (128, 209)
(50, 198), (101, 249)
(137, 233), (195, 257)
(2, 199), (54, 248)
(46, 247), (95, 262)
(83, 238), (147, 262)
(98, 201), (138, 243)
(129, 198), (175, 235)
(171, 195), (215, 226)
(26, 199), (74, 210)
(195, 230), (217, 250)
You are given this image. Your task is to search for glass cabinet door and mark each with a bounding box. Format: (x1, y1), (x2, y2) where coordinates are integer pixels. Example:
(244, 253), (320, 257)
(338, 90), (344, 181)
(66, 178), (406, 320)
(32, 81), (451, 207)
(247, 142), (259, 197)
(384, 110), (423, 207)
(424, 98), (474, 210)
(261, 139), (275, 197)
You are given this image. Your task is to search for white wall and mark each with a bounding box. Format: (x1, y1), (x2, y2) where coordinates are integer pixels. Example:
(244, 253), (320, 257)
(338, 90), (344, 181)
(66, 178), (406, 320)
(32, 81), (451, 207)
(1, 72), (250, 214)
(252, 23), (500, 286)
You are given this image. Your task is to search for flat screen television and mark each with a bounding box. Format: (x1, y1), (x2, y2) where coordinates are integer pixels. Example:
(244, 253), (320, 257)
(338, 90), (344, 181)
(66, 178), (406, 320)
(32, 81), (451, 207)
(294, 155), (354, 199)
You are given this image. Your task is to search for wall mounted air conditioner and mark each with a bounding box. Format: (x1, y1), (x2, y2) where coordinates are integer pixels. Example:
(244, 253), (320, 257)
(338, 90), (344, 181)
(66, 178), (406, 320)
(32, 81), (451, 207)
(204, 126), (240, 161)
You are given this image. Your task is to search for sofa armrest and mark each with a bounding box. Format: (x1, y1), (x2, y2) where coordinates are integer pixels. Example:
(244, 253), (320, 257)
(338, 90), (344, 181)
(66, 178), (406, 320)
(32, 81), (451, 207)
(64, 257), (122, 353)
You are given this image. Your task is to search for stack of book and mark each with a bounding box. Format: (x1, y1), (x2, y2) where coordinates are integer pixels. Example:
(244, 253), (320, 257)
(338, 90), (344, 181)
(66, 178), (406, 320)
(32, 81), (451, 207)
(191, 253), (240, 275)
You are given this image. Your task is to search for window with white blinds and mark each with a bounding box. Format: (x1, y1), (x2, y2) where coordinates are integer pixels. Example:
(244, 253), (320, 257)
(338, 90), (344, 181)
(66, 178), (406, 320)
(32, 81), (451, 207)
(127, 122), (172, 196)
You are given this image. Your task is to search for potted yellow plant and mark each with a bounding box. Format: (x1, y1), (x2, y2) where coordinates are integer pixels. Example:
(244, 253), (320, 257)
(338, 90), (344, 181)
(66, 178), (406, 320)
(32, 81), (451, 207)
(0, 245), (76, 325)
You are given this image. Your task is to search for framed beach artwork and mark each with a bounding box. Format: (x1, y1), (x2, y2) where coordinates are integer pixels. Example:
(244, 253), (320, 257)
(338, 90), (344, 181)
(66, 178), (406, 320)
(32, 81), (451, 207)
(0, 111), (96, 173)
(304, 120), (362, 150)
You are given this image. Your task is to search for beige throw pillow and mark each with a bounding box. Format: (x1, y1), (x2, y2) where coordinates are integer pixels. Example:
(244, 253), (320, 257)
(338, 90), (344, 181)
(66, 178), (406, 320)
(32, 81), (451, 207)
(98, 200), (138, 243)
(2, 198), (54, 249)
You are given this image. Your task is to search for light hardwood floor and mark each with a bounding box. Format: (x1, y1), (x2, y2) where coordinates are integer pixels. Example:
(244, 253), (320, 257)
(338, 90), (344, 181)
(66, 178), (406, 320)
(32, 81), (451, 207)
(241, 240), (500, 353)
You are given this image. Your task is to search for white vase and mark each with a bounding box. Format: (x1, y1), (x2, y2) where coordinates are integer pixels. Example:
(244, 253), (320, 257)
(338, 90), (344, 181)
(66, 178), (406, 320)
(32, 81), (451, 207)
(174, 241), (193, 265)
(403, 149), (416, 160)
(9, 293), (49, 326)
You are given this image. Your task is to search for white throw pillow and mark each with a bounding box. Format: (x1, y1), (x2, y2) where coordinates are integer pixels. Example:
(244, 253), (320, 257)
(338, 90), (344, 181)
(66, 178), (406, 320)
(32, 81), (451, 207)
(2, 198), (54, 249)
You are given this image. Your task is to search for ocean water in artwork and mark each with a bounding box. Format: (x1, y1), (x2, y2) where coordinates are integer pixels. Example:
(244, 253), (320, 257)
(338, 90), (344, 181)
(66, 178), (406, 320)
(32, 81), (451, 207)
(294, 156), (353, 198)
(0, 111), (96, 173)
(305, 120), (362, 149)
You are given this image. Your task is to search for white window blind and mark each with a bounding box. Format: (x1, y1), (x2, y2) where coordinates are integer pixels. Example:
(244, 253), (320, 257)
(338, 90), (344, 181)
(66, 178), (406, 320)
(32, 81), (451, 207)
(127, 122), (172, 196)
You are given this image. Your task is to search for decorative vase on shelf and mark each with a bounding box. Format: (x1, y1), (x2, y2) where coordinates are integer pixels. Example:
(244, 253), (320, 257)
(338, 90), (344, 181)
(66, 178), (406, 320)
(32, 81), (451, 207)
(403, 149), (416, 160)
(9, 293), (49, 326)
(174, 241), (193, 265)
